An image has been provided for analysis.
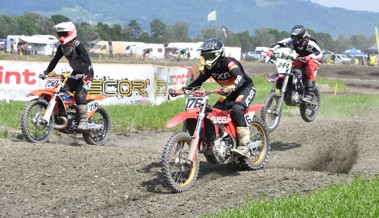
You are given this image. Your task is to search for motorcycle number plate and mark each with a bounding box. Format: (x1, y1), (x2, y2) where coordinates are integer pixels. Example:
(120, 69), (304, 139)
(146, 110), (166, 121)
(276, 59), (291, 74)
(185, 97), (204, 110)
(87, 101), (99, 112)
(244, 111), (255, 125)
(45, 79), (60, 88)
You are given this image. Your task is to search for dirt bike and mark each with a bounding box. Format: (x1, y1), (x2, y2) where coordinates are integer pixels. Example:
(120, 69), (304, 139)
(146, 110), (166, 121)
(20, 73), (111, 145)
(169, 49), (190, 62)
(260, 52), (320, 133)
(161, 87), (270, 193)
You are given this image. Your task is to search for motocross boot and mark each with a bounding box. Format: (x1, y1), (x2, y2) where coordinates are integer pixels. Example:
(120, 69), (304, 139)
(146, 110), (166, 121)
(77, 104), (89, 131)
(302, 80), (316, 103)
(231, 127), (250, 159)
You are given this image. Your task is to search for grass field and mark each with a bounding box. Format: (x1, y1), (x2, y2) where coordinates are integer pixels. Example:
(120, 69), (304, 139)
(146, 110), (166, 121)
(1, 76), (379, 217)
(205, 176), (379, 218)
(0, 76), (377, 134)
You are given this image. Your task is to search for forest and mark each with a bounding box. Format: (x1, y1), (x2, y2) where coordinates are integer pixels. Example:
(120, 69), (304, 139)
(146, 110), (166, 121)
(0, 12), (376, 53)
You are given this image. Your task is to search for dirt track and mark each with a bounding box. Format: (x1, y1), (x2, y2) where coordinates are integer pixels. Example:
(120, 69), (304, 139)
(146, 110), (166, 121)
(1, 64), (379, 218)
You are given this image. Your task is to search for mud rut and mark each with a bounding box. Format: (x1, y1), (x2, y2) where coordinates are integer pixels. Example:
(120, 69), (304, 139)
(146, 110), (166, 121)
(1, 64), (379, 218)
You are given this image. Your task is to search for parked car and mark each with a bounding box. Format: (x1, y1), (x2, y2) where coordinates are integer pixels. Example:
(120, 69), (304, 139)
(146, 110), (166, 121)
(336, 54), (352, 64)
(244, 51), (262, 61)
(323, 53), (352, 64)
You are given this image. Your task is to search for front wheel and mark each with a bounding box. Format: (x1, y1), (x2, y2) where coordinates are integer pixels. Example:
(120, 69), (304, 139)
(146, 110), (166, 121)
(21, 98), (54, 143)
(300, 88), (320, 122)
(261, 92), (281, 133)
(238, 117), (270, 170)
(83, 107), (111, 145)
(162, 132), (199, 193)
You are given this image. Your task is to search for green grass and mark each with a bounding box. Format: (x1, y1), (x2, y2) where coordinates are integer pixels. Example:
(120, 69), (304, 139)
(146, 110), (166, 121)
(0, 75), (373, 132)
(204, 176), (379, 218)
(321, 94), (379, 119)
(0, 101), (24, 129)
(1, 76), (379, 217)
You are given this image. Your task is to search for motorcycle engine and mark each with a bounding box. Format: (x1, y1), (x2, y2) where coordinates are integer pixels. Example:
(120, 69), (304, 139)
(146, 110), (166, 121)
(214, 138), (228, 162)
(213, 134), (234, 163)
(284, 91), (301, 106)
(65, 112), (78, 132)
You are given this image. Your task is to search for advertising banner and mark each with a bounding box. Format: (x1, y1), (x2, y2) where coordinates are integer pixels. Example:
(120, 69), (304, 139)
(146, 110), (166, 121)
(0, 60), (197, 105)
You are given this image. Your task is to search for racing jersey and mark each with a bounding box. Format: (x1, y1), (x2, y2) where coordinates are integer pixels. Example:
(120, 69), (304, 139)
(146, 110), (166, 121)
(188, 57), (253, 89)
(45, 40), (93, 76)
(270, 37), (323, 60)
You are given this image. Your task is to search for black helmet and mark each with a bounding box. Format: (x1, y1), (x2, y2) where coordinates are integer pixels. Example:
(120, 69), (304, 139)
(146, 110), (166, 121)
(198, 38), (225, 70)
(290, 25), (307, 46)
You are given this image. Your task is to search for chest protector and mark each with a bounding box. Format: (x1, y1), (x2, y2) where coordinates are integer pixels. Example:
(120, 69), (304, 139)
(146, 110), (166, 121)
(61, 40), (84, 72)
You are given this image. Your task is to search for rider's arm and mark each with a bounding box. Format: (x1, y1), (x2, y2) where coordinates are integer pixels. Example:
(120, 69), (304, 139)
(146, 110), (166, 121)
(228, 61), (246, 89)
(269, 37), (293, 51)
(306, 40), (323, 60)
(186, 70), (211, 89)
(44, 45), (63, 74)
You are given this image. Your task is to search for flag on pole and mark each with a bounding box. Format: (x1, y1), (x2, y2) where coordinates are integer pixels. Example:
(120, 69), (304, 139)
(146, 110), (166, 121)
(221, 26), (229, 38)
(207, 11), (216, 22)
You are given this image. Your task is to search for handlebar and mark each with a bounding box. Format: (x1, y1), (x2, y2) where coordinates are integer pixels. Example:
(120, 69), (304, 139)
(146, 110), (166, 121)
(168, 87), (230, 97)
(261, 52), (305, 63)
(42, 73), (84, 80)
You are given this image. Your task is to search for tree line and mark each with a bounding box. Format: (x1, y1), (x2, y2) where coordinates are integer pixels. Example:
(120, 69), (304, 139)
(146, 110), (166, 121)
(0, 12), (376, 53)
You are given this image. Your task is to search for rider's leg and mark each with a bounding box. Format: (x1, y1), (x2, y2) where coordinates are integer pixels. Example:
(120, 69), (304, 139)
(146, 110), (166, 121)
(75, 86), (88, 131)
(230, 103), (250, 158)
(229, 88), (255, 158)
(303, 80), (316, 102)
(303, 59), (319, 102)
(77, 104), (88, 131)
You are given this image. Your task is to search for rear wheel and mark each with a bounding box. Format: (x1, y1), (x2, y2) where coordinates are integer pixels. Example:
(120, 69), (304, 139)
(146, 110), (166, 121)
(83, 107), (111, 145)
(300, 88), (320, 122)
(20, 98), (54, 143)
(162, 132), (199, 193)
(261, 92), (281, 133)
(238, 117), (270, 170)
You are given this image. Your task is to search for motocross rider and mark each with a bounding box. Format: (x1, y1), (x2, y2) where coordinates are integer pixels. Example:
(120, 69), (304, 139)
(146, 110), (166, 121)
(186, 38), (256, 158)
(39, 21), (94, 131)
(266, 25), (323, 102)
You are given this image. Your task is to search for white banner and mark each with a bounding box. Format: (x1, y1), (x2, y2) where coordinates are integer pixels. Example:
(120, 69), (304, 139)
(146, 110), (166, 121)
(154, 66), (188, 105)
(90, 64), (155, 105)
(0, 60), (195, 105)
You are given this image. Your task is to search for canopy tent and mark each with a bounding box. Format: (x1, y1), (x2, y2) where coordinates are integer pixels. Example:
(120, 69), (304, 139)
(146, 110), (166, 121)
(343, 47), (365, 55)
(365, 44), (378, 54)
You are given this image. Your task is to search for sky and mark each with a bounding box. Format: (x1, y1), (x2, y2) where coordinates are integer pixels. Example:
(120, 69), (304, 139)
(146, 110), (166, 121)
(310, 0), (379, 13)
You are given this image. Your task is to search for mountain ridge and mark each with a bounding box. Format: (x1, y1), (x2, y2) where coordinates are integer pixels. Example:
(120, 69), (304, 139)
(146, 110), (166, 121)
(0, 0), (378, 37)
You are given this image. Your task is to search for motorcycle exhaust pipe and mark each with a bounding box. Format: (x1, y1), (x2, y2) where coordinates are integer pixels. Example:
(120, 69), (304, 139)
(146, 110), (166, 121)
(54, 116), (68, 130)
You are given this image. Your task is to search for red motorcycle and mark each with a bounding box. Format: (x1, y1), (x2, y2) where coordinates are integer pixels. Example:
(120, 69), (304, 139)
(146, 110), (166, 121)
(161, 87), (270, 193)
(20, 73), (111, 145)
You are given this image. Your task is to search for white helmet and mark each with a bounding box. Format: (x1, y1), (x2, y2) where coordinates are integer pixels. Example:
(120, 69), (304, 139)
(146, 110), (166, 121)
(53, 22), (77, 45)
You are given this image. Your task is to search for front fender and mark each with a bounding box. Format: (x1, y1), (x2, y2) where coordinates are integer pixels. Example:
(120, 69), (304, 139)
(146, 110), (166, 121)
(166, 111), (198, 128)
(27, 89), (54, 98)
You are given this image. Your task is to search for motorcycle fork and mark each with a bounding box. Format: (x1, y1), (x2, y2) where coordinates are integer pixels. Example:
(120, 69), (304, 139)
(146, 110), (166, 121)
(42, 94), (57, 124)
(187, 102), (207, 162)
(274, 75), (290, 114)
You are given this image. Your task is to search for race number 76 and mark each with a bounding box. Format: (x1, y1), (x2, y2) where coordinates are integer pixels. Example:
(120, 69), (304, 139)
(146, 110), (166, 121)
(185, 97), (204, 109)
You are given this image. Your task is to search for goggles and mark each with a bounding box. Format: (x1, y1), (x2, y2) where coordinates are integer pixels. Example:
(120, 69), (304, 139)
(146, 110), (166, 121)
(291, 35), (302, 42)
(57, 32), (69, 37)
(202, 52), (217, 61)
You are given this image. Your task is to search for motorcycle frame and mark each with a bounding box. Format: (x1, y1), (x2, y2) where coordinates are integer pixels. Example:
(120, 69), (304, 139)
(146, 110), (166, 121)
(166, 93), (264, 163)
(268, 57), (304, 114)
(28, 76), (107, 125)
